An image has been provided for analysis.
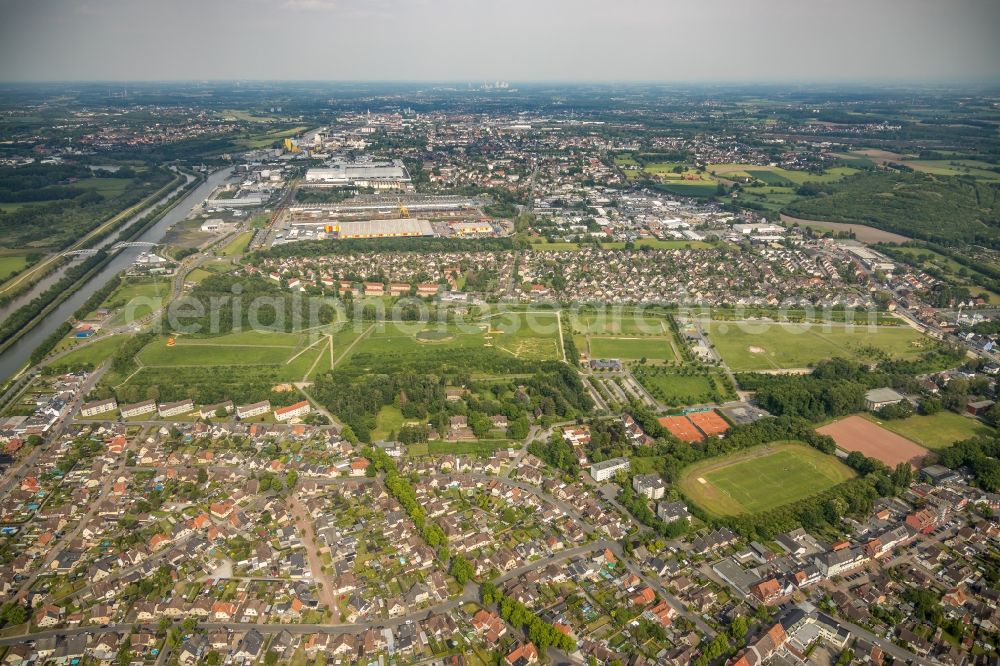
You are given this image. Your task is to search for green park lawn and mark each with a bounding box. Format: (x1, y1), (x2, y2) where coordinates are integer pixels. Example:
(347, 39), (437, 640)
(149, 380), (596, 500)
(678, 442), (856, 517)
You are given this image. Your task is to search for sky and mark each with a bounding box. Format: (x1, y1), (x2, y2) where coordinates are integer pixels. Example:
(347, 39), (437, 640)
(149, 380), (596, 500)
(1, 0), (998, 83)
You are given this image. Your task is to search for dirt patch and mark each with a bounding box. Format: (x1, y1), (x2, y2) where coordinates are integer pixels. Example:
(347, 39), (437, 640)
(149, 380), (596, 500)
(817, 415), (929, 468)
(747, 346), (765, 354)
(781, 214), (911, 244)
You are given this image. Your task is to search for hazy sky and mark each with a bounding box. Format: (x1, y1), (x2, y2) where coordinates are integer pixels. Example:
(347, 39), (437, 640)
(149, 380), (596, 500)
(1, 0), (998, 83)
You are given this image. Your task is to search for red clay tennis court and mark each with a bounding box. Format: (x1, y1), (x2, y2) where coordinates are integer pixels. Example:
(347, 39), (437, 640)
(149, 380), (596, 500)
(817, 415), (929, 468)
(658, 415), (704, 443)
(688, 410), (730, 437)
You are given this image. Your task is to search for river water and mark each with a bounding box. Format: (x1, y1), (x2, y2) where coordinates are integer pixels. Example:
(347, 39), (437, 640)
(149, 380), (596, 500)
(0, 168), (234, 383)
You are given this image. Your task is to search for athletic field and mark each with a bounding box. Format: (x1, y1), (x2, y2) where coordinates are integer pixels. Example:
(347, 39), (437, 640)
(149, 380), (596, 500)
(678, 441), (856, 517)
(705, 321), (930, 371)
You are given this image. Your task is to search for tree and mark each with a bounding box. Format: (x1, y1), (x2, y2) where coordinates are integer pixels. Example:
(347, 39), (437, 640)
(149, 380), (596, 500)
(729, 615), (749, 641)
(449, 555), (476, 585)
(919, 397), (941, 415)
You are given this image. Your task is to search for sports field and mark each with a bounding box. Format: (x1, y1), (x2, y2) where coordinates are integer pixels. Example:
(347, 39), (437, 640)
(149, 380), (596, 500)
(817, 415), (929, 467)
(587, 336), (676, 361)
(136, 330), (319, 367)
(705, 321), (930, 371)
(864, 411), (993, 450)
(678, 442), (856, 517)
(570, 312), (669, 336)
(658, 415), (704, 443)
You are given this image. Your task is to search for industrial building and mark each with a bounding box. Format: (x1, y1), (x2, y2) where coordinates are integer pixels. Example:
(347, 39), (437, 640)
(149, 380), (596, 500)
(305, 159), (411, 190)
(326, 218), (435, 239)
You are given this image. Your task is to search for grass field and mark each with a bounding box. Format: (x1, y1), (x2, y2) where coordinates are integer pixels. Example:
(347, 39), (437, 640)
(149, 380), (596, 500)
(136, 330), (315, 367)
(372, 406), (406, 441)
(678, 442), (856, 517)
(707, 163), (858, 185)
(706, 321), (930, 371)
(97, 279), (170, 325)
(349, 321), (490, 359)
(185, 260), (236, 284)
(0, 253), (30, 281)
(634, 369), (732, 405)
(864, 411), (993, 450)
(488, 312), (562, 361)
(48, 336), (123, 369)
(587, 336), (676, 361)
(570, 312), (669, 335)
(218, 231), (253, 257)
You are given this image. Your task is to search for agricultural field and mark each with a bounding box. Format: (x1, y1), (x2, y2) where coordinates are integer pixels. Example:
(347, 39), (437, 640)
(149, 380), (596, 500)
(705, 321), (930, 371)
(678, 442), (856, 517)
(863, 411), (993, 451)
(707, 163), (858, 185)
(894, 159), (1000, 181)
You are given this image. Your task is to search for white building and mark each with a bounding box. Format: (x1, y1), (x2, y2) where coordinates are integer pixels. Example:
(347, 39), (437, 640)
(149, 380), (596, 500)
(120, 400), (156, 419)
(590, 457), (630, 482)
(236, 400), (271, 419)
(274, 400), (311, 422)
(158, 399), (194, 418)
(80, 398), (117, 418)
(632, 474), (666, 500)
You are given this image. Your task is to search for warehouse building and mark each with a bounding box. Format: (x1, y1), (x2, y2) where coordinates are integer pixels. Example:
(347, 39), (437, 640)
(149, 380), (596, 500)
(331, 218), (435, 239)
(305, 159), (411, 190)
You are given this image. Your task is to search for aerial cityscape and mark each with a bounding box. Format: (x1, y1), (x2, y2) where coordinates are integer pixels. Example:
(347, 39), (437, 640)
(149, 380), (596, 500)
(0, 1), (999, 665)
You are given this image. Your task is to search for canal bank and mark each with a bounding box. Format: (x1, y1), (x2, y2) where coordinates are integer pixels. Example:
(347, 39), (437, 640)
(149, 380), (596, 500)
(0, 167), (235, 385)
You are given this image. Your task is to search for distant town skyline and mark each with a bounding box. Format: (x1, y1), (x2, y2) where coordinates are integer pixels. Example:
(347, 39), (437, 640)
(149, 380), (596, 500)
(1, 0), (999, 84)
